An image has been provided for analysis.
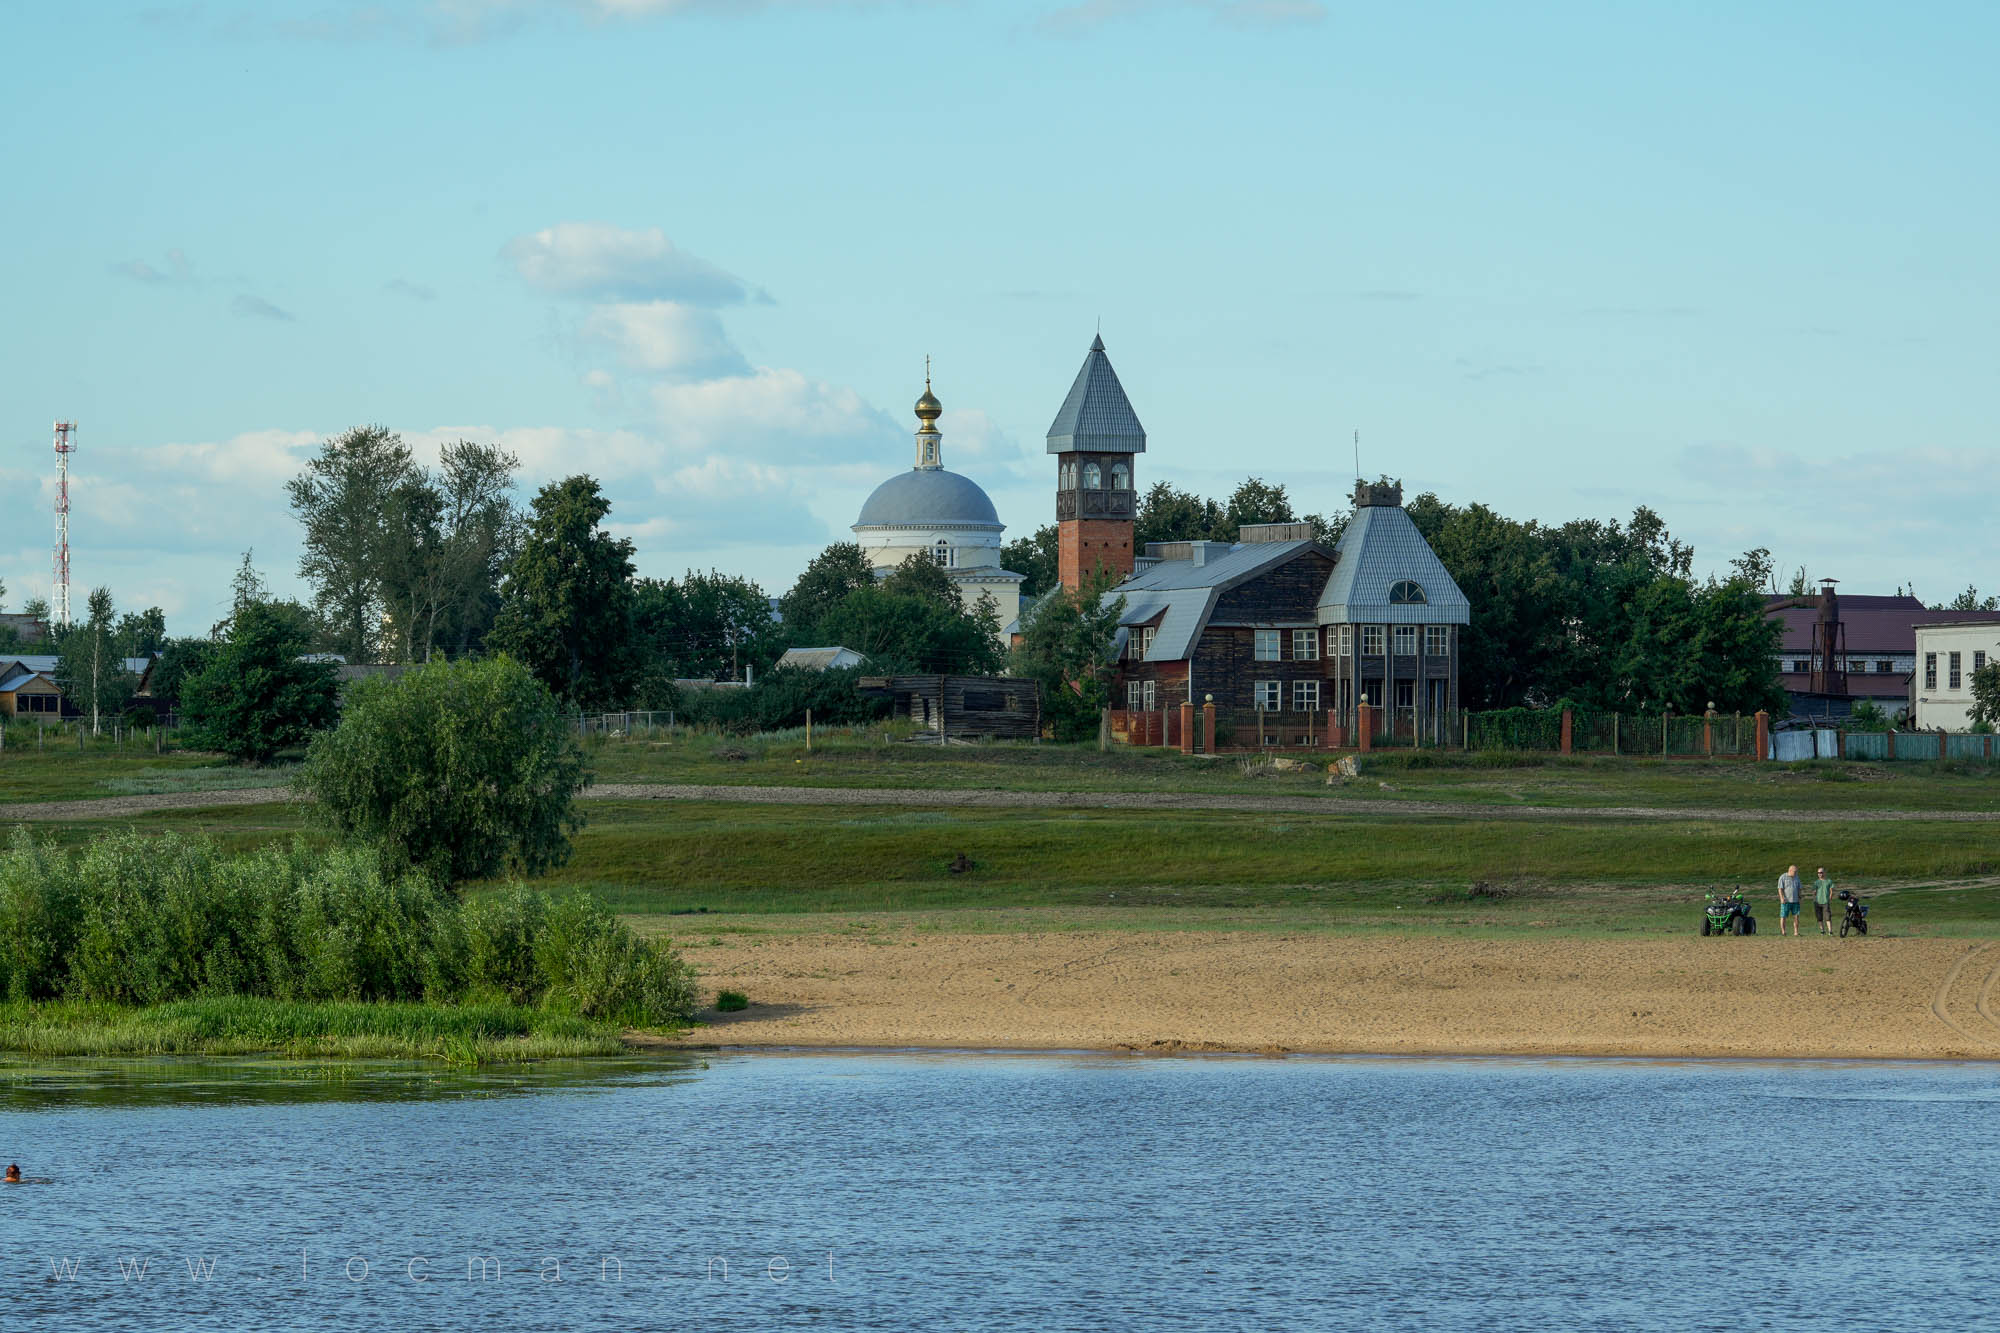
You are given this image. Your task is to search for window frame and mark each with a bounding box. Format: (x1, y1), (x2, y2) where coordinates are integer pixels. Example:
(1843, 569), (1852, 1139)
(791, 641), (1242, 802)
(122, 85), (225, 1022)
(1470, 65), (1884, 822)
(1253, 629), (1281, 661)
(1392, 625), (1417, 656)
(1424, 625), (1448, 656)
(1388, 580), (1427, 605)
(1082, 461), (1102, 490)
(1876, 660), (1892, 674)
(1110, 462), (1129, 490)
(1291, 628), (1319, 661)
(1332, 625), (1353, 657)
(1142, 679), (1157, 711)
(1361, 626), (1385, 657)
(1292, 679), (1320, 712)
(1925, 653), (1938, 690)
(1126, 681), (1144, 712)
(1949, 651), (1962, 691)
(1394, 681), (1415, 709)
(1253, 680), (1281, 711)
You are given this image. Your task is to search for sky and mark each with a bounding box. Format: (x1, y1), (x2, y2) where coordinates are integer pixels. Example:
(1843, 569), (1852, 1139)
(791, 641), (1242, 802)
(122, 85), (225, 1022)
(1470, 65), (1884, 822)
(3, 0), (1997, 633)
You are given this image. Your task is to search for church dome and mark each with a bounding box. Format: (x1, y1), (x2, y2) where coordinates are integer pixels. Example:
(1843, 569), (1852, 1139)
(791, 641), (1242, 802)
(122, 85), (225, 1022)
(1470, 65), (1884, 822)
(854, 468), (1001, 529)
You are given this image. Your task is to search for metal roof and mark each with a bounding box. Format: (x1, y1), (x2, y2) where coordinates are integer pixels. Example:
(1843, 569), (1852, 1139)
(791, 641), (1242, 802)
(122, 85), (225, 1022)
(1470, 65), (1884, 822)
(0, 669), (48, 693)
(853, 468), (1002, 529)
(1763, 595), (2000, 654)
(1045, 335), (1147, 455)
(1316, 504), (1470, 625)
(775, 646), (865, 671)
(1103, 538), (1322, 661)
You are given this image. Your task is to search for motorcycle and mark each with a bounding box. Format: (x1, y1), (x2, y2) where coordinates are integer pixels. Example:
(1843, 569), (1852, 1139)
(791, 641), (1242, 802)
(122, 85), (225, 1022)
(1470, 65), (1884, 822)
(1838, 889), (1869, 938)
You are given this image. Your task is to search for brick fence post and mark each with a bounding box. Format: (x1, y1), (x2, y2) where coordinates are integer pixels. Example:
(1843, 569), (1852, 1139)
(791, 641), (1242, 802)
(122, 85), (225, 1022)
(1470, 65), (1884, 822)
(1754, 710), (1770, 761)
(1179, 701), (1195, 755)
(1202, 699), (1216, 754)
(1358, 701), (1375, 753)
(1559, 708), (1573, 756)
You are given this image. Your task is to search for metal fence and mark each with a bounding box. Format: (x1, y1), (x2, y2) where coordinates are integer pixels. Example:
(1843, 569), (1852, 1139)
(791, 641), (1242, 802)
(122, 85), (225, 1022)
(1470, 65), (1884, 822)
(573, 711), (677, 738)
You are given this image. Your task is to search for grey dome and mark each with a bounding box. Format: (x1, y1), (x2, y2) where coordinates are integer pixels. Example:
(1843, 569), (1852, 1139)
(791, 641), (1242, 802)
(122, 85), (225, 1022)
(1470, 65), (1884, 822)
(854, 468), (1002, 529)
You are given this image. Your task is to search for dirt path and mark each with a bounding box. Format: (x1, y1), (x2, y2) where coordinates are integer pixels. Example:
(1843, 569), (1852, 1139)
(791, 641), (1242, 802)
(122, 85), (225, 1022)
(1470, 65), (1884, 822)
(5, 781), (1997, 823)
(648, 926), (2000, 1060)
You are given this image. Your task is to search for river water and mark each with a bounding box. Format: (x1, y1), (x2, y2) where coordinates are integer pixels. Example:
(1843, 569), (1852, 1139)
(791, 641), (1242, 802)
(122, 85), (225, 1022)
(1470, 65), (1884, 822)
(1, 1052), (1994, 1330)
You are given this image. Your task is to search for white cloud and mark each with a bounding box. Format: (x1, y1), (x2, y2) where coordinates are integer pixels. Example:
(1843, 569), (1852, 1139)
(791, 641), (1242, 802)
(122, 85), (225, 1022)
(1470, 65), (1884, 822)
(231, 293), (296, 321)
(503, 223), (754, 304)
(1035, 0), (1323, 34)
(580, 301), (749, 378)
(109, 248), (195, 284)
(650, 368), (900, 466)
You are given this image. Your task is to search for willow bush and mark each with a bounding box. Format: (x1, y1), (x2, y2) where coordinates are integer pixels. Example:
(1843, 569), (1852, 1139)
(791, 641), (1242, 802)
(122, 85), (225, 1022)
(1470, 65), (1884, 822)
(0, 831), (694, 1027)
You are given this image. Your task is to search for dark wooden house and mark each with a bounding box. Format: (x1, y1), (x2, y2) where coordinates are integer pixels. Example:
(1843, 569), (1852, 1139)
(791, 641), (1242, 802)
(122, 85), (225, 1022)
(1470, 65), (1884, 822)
(860, 675), (1041, 741)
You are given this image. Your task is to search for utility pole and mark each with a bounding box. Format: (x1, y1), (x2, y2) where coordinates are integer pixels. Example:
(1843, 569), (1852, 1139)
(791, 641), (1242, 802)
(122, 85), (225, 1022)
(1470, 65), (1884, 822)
(53, 421), (77, 628)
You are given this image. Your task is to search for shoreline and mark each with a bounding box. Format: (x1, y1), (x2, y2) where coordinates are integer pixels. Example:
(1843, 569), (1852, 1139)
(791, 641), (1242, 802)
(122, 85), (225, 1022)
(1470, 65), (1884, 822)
(658, 1039), (2000, 1066)
(645, 928), (2000, 1063)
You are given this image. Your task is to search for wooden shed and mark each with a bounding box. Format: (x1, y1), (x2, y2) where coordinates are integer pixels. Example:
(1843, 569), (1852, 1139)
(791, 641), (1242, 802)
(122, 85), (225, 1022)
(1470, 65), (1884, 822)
(859, 675), (1040, 741)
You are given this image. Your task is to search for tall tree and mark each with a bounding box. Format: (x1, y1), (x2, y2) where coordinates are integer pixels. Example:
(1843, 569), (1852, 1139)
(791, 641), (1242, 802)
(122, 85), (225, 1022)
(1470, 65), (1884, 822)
(778, 542), (876, 643)
(179, 603), (339, 763)
(487, 476), (637, 708)
(288, 424), (417, 661)
(1010, 569), (1124, 741)
(1937, 585), (1999, 612)
(114, 607), (167, 657)
(379, 441), (521, 662)
(816, 584), (1003, 675)
(54, 587), (138, 734)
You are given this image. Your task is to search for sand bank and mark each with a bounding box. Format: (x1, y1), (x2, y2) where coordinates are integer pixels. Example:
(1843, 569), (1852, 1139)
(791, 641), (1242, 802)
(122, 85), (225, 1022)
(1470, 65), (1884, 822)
(660, 928), (2000, 1060)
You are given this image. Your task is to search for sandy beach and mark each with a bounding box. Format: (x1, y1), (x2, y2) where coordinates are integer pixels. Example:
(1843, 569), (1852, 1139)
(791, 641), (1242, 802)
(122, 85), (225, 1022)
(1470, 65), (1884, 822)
(658, 926), (2000, 1060)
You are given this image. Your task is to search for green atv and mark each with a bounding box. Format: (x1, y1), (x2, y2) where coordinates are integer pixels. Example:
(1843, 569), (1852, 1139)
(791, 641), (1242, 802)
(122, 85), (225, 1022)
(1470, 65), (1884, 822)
(1701, 889), (1757, 936)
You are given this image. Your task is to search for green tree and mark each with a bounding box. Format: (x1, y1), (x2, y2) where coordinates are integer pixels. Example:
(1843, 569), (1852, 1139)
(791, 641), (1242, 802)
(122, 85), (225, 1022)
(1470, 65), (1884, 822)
(179, 603), (339, 762)
(1000, 525), (1060, 599)
(379, 441), (520, 663)
(1937, 586), (2000, 612)
(1010, 569), (1124, 741)
(779, 543), (877, 641)
(297, 656), (588, 888)
(288, 424), (418, 661)
(114, 607), (167, 657)
(488, 475), (637, 708)
(148, 638), (219, 712)
(54, 588), (138, 734)
(1135, 481), (1225, 549)
(1970, 662), (2000, 730)
(815, 584), (1003, 674)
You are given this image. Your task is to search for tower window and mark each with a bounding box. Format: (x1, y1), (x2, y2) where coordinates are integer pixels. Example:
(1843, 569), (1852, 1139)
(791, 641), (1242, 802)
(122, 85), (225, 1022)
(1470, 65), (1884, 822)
(932, 540), (954, 568)
(1082, 462), (1102, 490)
(1110, 462), (1129, 490)
(1388, 580), (1427, 605)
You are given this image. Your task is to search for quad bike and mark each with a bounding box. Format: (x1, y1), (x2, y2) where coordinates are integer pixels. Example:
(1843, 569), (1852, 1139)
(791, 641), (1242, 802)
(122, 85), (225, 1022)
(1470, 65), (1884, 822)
(1838, 889), (1869, 937)
(1702, 889), (1757, 936)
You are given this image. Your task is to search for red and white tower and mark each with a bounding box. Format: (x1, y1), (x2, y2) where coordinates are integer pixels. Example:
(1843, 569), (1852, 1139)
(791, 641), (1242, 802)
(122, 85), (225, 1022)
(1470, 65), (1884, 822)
(52, 420), (76, 628)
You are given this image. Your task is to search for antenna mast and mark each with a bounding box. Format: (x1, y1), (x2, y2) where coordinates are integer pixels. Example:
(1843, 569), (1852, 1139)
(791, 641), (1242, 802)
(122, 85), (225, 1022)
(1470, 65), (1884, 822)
(53, 420), (76, 628)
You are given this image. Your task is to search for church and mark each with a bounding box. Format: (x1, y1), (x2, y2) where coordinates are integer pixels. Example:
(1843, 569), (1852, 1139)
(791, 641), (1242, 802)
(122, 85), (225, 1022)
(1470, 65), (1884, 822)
(851, 370), (1024, 641)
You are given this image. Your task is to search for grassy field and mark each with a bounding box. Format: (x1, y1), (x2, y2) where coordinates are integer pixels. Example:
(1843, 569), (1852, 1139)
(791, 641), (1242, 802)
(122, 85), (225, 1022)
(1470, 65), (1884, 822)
(0, 745), (292, 804)
(0, 996), (635, 1062)
(23, 797), (1997, 937)
(581, 729), (2000, 813)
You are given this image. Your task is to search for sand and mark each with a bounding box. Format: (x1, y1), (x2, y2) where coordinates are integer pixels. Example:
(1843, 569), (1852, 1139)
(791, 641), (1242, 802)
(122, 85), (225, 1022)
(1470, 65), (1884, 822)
(655, 927), (2000, 1060)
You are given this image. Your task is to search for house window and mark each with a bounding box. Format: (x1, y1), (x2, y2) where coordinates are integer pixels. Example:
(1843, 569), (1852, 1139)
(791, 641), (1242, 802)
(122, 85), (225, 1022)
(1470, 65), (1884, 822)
(932, 539), (954, 568)
(1395, 681), (1415, 708)
(1792, 660), (1810, 674)
(1140, 627), (1156, 657)
(1143, 679), (1156, 710)
(1082, 462), (1102, 490)
(1876, 660), (1892, 674)
(1392, 626), (1417, 656)
(1126, 681), (1144, 712)
(1253, 630), (1281, 661)
(1293, 679), (1320, 711)
(1125, 626), (1157, 661)
(1332, 625), (1353, 657)
(1925, 653), (1937, 690)
(1254, 681), (1281, 711)
(1425, 625), (1448, 656)
(1949, 652), (1962, 690)
(1846, 659), (1867, 674)
(1110, 462), (1129, 490)
(1389, 580), (1427, 604)
(1361, 626), (1385, 656)
(1978, 651), (1989, 674)
(23, 694), (57, 714)
(1292, 629), (1319, 660)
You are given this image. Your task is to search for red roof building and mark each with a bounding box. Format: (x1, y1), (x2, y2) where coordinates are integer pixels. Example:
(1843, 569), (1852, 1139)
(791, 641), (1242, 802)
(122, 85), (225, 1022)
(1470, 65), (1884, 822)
(1764, 587), (2000, 720)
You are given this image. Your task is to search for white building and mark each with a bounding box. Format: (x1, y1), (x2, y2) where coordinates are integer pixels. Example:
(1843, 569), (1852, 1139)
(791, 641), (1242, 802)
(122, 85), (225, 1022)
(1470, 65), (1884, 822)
(851, 375), (1023, 643)
(1911, 621), (2000, 730)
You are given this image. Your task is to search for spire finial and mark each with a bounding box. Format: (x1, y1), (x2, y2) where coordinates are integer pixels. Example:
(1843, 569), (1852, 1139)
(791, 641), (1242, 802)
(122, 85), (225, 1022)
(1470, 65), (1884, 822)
(925, 353), (931, 392)
(913, 361), (943, 467)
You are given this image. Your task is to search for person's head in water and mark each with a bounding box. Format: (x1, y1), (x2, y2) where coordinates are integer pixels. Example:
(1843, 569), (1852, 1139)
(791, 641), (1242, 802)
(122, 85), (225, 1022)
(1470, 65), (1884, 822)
(4, 1164), (19, 1182)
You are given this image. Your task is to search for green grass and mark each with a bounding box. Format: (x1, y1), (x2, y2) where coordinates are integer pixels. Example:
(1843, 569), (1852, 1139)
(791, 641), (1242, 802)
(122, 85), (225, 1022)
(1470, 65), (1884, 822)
(582, 729), (2000, 813)
(0, 742), (279, 805)
(0, 996), (640, 1062)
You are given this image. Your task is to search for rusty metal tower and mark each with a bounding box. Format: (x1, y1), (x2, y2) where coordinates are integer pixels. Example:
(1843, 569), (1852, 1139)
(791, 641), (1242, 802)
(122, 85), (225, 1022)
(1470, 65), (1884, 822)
(52, 420), (76, 628)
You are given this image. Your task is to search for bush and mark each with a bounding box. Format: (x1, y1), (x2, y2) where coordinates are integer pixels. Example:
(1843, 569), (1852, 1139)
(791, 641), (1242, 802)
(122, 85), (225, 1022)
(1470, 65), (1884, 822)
(0, 830), (696, 1027)
(179, 603), (339, 762)
(714, 990), (749, 1012)
(669, 666), (889, 736)
(298, 656), (589, 888)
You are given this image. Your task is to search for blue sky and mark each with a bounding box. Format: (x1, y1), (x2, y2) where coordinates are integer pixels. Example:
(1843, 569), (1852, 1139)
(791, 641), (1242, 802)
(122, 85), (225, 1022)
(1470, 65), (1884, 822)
(4, 0), (1996, 631)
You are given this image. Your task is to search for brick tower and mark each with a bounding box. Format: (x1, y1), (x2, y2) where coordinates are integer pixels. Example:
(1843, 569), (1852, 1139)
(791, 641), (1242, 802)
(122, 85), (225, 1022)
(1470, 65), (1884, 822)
(1048, 334), (1146, 591)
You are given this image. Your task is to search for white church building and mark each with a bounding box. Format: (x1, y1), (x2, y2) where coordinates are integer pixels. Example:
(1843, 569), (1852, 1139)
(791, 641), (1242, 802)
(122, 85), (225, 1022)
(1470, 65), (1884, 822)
(851, 374), (1023, 641)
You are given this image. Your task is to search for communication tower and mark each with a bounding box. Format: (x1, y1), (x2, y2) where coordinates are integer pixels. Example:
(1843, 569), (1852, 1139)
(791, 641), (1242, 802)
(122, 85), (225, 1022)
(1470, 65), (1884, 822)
(53, 420), (76, 627)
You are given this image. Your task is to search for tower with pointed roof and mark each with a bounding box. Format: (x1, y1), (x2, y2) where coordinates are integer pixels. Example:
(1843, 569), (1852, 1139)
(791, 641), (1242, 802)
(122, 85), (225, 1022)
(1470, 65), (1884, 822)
(1049, 334), (1146, 591)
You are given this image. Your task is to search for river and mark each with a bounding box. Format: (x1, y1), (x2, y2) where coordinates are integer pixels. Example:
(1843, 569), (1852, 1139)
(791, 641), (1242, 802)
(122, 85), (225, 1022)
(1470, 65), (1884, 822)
(2, 1052), (1994, 1330)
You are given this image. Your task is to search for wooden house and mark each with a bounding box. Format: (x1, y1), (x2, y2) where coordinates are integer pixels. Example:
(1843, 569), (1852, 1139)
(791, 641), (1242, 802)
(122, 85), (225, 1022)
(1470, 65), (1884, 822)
(859, 674), (1041, 741)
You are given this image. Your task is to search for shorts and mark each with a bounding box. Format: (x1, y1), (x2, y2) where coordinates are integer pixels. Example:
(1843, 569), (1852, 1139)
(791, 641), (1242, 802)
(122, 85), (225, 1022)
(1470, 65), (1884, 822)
(1780, 901), (1801, 918)
(1814, 902), (1829, 923)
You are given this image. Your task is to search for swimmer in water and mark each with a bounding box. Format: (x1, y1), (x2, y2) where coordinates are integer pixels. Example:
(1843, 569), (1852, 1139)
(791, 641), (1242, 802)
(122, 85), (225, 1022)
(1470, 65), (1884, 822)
(3, 1165), (19, 1183)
